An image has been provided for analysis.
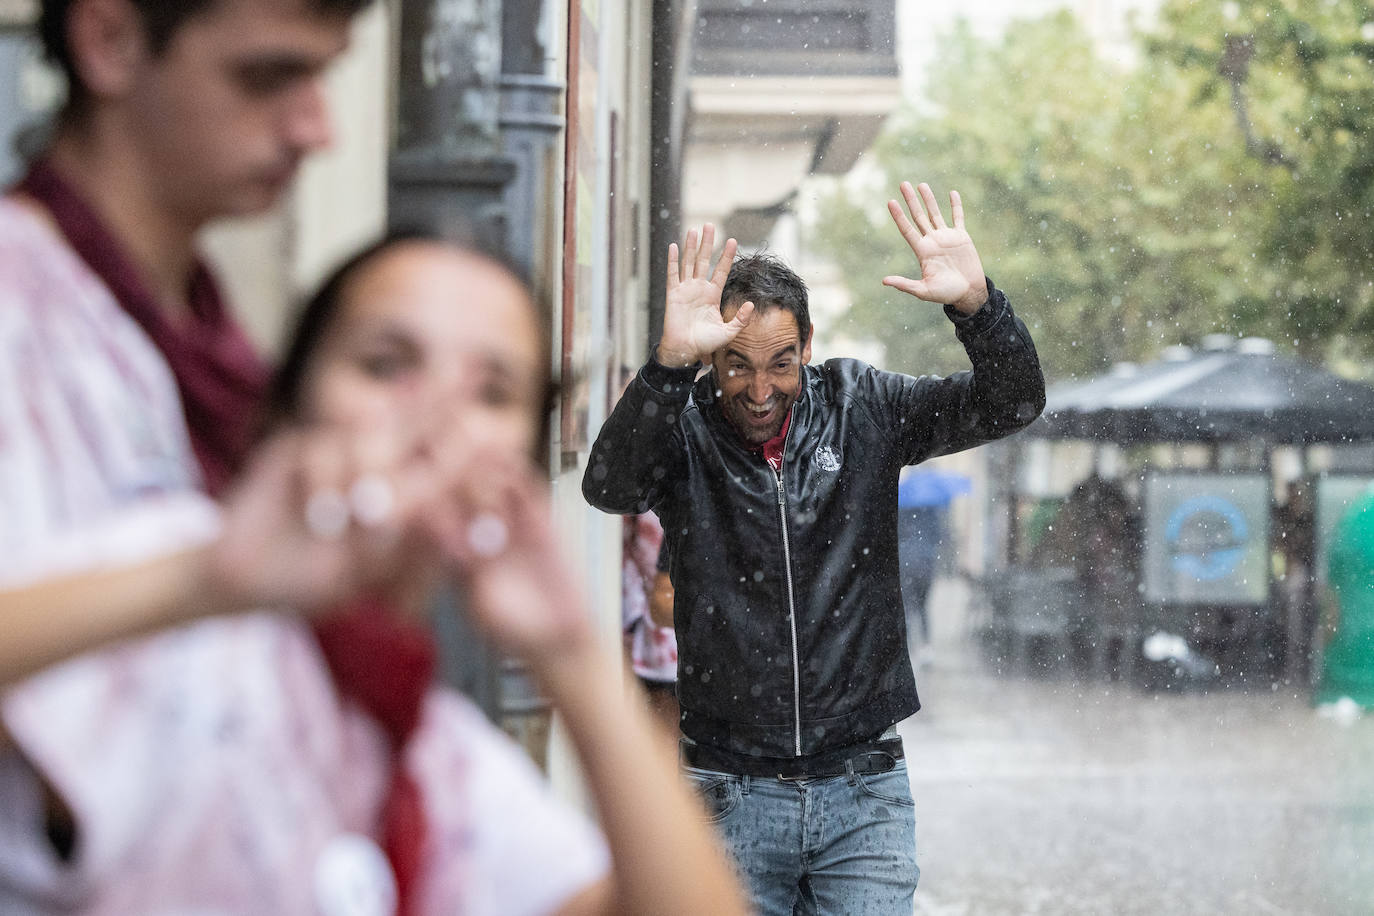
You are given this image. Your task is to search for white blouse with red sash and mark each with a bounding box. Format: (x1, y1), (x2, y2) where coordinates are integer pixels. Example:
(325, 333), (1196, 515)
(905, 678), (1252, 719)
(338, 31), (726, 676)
(0, 199), (608, 915)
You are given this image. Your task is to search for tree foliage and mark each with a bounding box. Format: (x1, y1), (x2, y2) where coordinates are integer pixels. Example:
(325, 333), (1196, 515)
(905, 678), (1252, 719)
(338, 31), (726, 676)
(814, 2), (1374, 381)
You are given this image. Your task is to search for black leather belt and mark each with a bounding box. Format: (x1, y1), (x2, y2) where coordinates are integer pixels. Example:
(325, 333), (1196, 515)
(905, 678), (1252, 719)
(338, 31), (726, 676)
(681, 735), (904, 780)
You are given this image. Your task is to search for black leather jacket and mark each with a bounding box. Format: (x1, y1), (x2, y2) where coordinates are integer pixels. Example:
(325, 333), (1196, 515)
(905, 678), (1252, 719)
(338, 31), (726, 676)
(583, 283), (1045, 758)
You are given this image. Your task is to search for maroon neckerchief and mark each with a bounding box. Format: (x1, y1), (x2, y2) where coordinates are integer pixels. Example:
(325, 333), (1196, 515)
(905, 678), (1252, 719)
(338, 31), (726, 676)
(16, 159), (435, 914)
(747, 410), (792, 472)
(17, 160), (264, 496)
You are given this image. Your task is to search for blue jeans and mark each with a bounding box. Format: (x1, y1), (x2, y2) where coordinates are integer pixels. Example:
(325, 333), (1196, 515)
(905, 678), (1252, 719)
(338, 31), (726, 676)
(685, 759), (919, 916)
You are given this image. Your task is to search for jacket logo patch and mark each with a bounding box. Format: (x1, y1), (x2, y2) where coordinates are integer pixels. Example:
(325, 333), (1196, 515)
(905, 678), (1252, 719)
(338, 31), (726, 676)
(814, 445), (842, 473)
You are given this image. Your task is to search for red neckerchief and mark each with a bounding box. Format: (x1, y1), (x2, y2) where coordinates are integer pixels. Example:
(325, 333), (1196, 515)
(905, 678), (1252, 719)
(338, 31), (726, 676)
(16, 159), (435, 914)
(16, 159), (265, 496)
(312, 598), (437, 910)
(747, 410), (792, 472)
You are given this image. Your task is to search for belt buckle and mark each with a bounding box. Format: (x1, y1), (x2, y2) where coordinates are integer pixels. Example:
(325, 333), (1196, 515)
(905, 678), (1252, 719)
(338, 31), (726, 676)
(854, 750), (897, 775)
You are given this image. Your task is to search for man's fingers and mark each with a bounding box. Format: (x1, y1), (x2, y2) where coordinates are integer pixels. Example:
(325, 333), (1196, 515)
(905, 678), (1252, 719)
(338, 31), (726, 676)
(667, 242), (680, 290)
(918, 182), (946, 230)
(681, 228), (700, 282)
(949, 190), (965, 230)
(696, 223), (716, 279)
(725, 300), (756, 333)
(887, 199), (919, 245)
(882, 275), (932, 301)
(711, 237), (738, 288)
(900, 181), (934, 235)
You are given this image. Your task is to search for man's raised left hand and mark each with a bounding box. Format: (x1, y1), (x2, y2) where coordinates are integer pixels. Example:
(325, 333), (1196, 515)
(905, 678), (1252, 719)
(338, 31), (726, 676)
(882, 181), (988, 315)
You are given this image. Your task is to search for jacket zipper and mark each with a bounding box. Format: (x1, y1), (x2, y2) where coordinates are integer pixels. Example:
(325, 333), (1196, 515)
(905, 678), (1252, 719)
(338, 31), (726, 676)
(773, 468), (803, 756)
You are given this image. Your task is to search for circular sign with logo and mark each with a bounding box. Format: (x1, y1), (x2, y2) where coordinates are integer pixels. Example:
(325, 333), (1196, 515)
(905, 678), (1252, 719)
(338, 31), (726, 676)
(1165, 494), (1249, 582)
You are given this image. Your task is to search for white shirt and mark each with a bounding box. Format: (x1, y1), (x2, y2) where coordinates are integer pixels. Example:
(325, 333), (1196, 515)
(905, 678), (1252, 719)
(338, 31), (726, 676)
(0, 199), (609, 914)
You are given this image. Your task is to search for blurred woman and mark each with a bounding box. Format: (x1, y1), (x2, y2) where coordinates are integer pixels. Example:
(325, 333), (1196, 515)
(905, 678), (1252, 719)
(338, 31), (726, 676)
(0, 234), (746, 916)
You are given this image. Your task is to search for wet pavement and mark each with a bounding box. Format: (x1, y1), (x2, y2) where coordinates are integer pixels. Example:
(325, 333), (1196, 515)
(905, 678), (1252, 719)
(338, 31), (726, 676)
(898, 577), (1374, 916)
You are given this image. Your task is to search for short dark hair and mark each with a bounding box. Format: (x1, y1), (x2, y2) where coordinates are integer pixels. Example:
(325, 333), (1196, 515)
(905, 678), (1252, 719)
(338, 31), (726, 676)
(40, 0), (373, 98)
(721, 252), (811, 343)
(266, 230), (557, 465)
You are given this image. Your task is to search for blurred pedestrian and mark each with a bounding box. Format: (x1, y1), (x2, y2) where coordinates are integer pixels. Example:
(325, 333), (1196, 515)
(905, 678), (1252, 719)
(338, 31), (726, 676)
(897, 467), (970, 667)
(1274, 479), (1317, 679)
(899, 504), (944, 665)
(1316, 487), (1374, 710)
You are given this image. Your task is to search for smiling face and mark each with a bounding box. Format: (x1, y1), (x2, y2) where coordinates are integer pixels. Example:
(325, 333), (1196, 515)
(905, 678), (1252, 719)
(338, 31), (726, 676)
(298, 241), (547, 460)
(711, 303), (813, 447)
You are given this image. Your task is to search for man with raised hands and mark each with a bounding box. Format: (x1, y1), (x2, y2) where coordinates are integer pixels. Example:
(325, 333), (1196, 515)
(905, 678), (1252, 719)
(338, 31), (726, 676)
(584, 181), (1046, 915)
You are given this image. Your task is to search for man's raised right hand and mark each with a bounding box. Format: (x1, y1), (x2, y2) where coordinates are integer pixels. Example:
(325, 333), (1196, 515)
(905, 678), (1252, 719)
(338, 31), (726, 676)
(656, 223), (755, 367)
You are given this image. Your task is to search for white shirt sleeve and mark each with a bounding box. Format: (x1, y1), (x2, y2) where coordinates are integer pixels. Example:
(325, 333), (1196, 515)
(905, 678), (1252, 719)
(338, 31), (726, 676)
(411, 692), (611, 916)
(0, 202), (229, 903)
(0, 492), (222, 589)
(0, 201), (212, 588)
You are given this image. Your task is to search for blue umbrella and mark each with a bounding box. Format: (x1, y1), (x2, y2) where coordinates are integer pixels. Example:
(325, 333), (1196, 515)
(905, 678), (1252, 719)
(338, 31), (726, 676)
(897, 468), (972, 508)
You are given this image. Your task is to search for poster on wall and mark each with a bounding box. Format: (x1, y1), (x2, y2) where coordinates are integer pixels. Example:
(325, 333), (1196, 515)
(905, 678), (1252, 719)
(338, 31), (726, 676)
(558, 0), (600, 468)
(1142, 473), (1271, 605)
(1315, 475), (1374, 585)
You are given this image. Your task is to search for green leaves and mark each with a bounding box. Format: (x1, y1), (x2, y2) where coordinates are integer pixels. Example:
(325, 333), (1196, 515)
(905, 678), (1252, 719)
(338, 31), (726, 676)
(816, 1), (1374, 380)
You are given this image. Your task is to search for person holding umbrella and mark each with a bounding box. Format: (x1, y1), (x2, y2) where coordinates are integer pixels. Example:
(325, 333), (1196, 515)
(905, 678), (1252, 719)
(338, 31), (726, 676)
(897, 467), (971, 666)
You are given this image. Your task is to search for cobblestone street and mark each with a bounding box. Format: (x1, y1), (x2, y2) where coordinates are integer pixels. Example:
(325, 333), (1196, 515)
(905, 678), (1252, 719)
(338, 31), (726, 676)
(899, 578), (1374, 916)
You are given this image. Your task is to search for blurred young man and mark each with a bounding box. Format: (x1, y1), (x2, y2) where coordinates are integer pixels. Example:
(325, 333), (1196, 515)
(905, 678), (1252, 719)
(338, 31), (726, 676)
(0, 0), (372, 685)
(0, 0), (393, 904)
(584, 182), (1046, 914)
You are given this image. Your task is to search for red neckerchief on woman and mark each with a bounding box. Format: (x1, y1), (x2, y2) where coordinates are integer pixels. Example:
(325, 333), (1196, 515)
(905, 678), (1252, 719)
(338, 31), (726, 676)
(17, 159), (436, 914)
